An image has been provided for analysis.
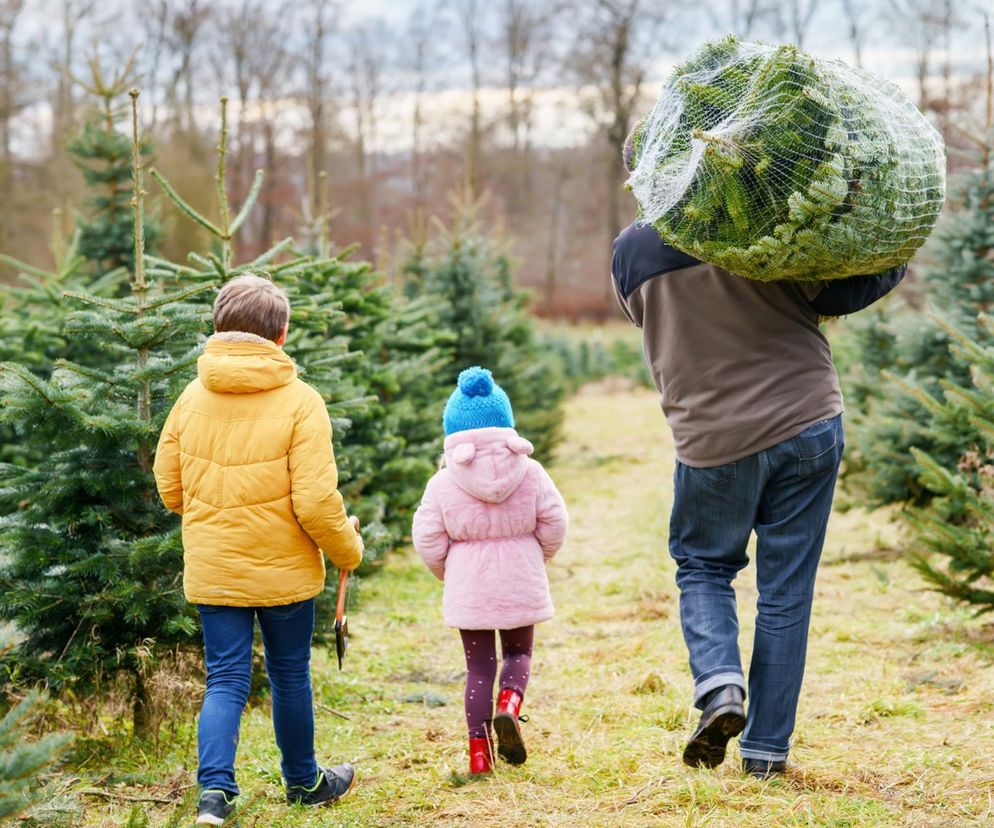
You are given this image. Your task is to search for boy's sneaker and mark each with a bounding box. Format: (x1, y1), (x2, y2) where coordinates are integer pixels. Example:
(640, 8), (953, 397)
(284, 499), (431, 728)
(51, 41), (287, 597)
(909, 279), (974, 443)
(286, 764), (356, 807)
(196, 790), (236, 825)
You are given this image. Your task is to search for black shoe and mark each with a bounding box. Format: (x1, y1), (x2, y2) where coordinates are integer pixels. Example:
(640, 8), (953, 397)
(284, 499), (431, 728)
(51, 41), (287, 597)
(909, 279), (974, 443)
(286, 764), (356, 807)
(682, 685), (746, 769)
(196, 790), (236, 826)
(743, 757), (787, 779)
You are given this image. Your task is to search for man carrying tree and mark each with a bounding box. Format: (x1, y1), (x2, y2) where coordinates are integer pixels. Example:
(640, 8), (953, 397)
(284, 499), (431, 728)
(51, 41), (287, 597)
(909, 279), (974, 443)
(612, 129), (906, 779)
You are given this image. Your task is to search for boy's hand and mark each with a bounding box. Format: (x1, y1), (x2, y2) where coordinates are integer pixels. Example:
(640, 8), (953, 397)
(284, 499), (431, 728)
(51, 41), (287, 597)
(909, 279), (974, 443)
(349, 515), (361, 533)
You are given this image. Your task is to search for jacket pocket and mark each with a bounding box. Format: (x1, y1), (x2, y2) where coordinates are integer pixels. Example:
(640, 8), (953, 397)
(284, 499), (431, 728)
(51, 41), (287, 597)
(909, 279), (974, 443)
(792, 417), (840, 478)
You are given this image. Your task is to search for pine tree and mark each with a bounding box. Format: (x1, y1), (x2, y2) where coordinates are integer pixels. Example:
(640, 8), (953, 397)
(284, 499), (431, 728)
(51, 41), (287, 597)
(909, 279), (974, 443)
(896, 315), (994, 612)
(401, 193), (565, 460)
(0, 92), (211, 736)
(0, 634), (72, 823)
(67, 55), (161, 277)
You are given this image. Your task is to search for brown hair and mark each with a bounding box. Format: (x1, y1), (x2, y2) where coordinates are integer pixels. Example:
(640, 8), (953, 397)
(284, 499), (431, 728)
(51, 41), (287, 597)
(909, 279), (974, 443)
(212, 273), (290, 341)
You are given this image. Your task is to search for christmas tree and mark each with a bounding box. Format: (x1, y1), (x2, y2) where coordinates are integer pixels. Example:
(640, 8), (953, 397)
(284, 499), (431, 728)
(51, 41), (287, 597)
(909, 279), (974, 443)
(897, 315), (994, 612)
(0, 633), (72, 823)
(67, 55), (161, 277)
(401, 193), (565, 460)
(0, 92), (211, 736)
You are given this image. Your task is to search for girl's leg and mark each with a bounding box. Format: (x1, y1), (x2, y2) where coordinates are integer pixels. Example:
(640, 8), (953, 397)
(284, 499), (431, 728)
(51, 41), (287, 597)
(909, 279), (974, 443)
(256, 599), (319, 788)
(498, 625), (534, 696)
(459, 629), (498, 738)
(197, 605), (256, 796)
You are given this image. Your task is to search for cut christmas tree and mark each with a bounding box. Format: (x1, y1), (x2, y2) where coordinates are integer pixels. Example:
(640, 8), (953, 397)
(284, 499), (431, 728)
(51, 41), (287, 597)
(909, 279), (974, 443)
(627, 37), (946, 281)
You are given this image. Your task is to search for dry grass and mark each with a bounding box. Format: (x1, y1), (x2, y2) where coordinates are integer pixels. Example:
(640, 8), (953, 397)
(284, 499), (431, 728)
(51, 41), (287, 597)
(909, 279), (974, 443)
(50, 388), (994, 827)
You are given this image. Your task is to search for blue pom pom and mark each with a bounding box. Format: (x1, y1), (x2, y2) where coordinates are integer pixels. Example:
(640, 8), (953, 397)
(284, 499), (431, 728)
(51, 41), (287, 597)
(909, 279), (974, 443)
(458, 366), (493, 397)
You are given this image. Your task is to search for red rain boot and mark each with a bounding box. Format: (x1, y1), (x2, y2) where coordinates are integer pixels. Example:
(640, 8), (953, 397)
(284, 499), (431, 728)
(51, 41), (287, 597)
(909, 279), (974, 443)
(493, 688), (527, 765)
(468, 736), (494, 775)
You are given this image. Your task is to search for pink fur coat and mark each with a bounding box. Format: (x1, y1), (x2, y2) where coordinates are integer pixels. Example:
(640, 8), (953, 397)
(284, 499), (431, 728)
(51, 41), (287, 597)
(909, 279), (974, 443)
(412, 427), (569, 630)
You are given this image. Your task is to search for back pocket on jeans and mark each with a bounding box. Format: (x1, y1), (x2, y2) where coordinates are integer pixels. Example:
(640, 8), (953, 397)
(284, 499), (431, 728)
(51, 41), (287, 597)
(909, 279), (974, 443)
(687, 459), (737, 487)
(792, 418), (839, 478)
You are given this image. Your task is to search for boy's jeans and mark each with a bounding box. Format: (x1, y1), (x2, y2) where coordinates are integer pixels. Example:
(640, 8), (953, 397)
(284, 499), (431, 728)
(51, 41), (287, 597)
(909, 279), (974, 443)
(669, 415), (843, 763)
(197, 599), (319, 795)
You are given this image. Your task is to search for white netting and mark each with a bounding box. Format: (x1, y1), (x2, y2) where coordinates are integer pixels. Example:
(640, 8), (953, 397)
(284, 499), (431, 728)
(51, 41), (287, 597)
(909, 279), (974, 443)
(627, 37), (946, 282)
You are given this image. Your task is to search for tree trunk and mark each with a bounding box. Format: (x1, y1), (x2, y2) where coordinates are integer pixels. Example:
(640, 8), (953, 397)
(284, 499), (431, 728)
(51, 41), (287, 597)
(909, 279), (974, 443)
(132, 668), (152, 739)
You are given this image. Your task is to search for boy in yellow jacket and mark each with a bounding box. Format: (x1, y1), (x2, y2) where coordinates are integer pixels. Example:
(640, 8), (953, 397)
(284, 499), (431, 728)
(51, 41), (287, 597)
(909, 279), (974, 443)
(153, 274), (363, 825)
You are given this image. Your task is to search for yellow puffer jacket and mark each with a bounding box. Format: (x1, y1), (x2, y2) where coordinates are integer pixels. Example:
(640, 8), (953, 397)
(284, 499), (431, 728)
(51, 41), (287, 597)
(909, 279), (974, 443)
(153, 333), (363, 606)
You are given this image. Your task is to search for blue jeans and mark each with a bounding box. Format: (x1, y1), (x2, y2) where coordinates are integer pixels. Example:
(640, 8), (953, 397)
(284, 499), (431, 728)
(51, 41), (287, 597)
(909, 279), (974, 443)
(197, 599), (319, 794)
(669, 415), (843, 763)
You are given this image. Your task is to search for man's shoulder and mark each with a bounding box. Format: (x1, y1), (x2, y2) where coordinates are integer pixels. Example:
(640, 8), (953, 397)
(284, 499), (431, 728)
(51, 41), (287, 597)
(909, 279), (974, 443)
(612, 221), (702, 299)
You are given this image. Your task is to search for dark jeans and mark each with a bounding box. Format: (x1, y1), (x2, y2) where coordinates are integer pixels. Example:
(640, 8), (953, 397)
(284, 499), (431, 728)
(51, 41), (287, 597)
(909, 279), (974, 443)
(669, 415), (843, 762)
(197, 599), (319, 794)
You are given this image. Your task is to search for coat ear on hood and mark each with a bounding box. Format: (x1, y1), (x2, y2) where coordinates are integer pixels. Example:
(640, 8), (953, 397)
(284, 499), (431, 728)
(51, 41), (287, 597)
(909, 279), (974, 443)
(452, 443), (477, 465)
(507, 435), (534, 455)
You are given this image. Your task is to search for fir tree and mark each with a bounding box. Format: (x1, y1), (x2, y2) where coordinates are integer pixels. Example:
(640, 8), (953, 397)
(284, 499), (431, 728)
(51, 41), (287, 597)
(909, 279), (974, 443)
(67, 55), (162, 276)
(0, 92), (211, 735)
(402, 193), (565, 460)
(897, 315), (994, 612)
(0, 634), (72, 823)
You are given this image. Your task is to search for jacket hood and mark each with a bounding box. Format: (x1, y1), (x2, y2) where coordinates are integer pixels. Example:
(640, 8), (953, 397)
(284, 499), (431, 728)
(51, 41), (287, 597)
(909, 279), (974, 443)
(443, 427), (534, 504)
(198, 332), (297, 394)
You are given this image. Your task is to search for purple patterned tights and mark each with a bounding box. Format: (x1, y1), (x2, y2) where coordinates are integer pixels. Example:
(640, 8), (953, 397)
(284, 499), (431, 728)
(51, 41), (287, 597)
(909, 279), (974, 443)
(459, 626), (534, 739)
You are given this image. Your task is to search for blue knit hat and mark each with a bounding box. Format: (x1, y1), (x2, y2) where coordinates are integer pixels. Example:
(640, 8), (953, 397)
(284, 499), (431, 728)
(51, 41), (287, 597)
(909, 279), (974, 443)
(443, 367), (515, 435)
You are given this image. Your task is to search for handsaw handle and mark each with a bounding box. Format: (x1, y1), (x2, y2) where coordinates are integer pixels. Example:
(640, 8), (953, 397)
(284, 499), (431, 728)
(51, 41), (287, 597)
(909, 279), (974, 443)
(336, 569), (348, 622)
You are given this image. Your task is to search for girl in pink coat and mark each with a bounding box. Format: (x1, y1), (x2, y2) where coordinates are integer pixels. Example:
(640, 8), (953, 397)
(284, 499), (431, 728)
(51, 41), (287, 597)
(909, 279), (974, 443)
(412, 366), (569, 776)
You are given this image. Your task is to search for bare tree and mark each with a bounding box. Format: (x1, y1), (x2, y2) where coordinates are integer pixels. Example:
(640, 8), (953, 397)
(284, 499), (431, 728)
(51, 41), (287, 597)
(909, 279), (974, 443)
(447, 0), (488, 193)
(707, 0), (769, 38)
(404, 3), (438, 208)
(346, 19), (389, 229)
(757, 0), (821, 47)
(299, 0), (340, 216)
(210, 0), (293, 249)
(567, 0), (670, 304)
(839, 0), (877, 66)
(886, 0), (959, 115)
(50, 0), (96, 152)
(157, 0), (210, 133)
(0, 0), (25, 251)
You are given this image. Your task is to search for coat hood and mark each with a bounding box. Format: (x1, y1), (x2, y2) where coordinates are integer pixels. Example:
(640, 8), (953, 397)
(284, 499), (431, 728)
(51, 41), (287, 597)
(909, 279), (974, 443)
(197, 332), (297, 394)
(443, 427), (534, 504)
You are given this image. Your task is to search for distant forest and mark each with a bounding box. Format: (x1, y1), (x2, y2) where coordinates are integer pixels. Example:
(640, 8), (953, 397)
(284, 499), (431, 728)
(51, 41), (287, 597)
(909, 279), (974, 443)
(0, 0), (988, 317)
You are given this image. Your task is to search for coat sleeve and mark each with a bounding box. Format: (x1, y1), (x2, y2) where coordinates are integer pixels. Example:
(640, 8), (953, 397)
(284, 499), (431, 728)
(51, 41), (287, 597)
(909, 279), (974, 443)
(808, 264), (907, 317)
(412, 475), (449, 581)
(288, 390), (363, 572)
(153, 399), (184, 515)
(533, 464), (569, 562)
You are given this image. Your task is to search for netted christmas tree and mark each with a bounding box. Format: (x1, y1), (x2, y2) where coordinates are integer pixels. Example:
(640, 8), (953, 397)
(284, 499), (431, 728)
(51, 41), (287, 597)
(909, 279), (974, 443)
(401, 194), (565, 459)
(0, 92), (210, 736)
(897, 316), (994, 612)
(839, 146), (994, 507)
(0, 631), (72, 823)
(628, 36), (946, 281)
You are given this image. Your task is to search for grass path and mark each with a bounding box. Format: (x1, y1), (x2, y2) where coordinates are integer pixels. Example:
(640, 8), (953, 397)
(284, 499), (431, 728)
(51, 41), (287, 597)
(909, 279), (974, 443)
(74, 388), (994, 827)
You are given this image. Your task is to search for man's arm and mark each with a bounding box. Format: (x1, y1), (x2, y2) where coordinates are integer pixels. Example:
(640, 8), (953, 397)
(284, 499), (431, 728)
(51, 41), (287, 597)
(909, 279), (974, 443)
(808, 264), (907, 317)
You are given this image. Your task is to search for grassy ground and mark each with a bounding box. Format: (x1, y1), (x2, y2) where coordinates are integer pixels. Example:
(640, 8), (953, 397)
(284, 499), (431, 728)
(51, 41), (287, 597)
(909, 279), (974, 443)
(40, 387), (994, 827)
